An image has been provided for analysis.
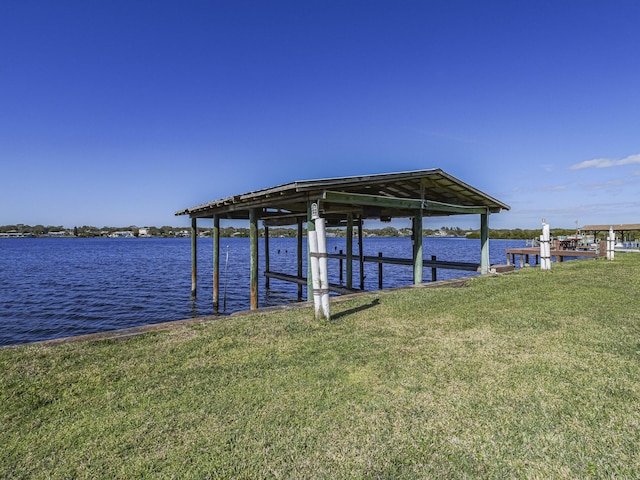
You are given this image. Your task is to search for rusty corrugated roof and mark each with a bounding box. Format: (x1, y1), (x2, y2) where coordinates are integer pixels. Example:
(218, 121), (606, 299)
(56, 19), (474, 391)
(175, 168), (509, 223)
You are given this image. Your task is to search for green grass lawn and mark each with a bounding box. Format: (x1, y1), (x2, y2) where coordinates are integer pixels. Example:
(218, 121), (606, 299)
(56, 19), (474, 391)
(2, 254), (640, 478)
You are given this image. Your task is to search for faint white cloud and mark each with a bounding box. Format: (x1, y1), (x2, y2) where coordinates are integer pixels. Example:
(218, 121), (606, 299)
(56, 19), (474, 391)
(584, 180), (624, 191)
(536, 185), (566, 192)
(570, 153), (640, 170)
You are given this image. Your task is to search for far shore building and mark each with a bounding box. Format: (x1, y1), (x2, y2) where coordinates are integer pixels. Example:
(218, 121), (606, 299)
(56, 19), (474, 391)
(108, 231), (135, 238)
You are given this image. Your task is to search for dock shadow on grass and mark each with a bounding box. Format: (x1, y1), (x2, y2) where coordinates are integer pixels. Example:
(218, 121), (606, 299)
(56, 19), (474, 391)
(331, 298), (380, 321)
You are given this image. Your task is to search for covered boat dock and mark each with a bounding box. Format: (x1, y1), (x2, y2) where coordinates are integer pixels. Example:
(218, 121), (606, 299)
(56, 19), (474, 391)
(175, 169), (510, 312)
(580, 224), (640, 245)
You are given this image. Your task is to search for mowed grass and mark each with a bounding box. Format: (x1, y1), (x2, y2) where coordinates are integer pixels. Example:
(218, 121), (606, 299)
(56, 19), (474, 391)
(2, 254), (640, 478)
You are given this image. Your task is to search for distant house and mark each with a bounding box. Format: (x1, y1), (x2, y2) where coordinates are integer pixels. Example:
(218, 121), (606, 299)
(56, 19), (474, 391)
(138, 228), (151, 237)
(0, 231), (34, 238)
(108, 231), (134, 238)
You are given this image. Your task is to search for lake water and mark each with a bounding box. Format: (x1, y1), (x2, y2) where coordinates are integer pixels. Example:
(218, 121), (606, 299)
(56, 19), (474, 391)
(0, 237), (526, 346)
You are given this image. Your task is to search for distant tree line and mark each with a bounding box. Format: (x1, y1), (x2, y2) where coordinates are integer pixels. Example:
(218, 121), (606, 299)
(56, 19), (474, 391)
(1, 224), (597, 240)
(465, 228), (581, 240)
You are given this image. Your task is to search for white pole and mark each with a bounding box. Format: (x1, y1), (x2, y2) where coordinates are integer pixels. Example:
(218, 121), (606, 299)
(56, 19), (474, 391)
(315, 217), (331, 320)
(607, 226), (615, 260)
(308, 228), (321, 316)
(541, 220), (551, 270)
(546, 224), (552, 269)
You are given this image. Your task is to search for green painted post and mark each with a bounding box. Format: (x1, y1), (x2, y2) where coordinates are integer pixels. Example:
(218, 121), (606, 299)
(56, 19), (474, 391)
(346, 213), (353, 290)
(191, 217), (197, 298)
(249, 208), (258, 309)
(480, 210), (490, 274)
(307, 202), (315, 300)
(431, 255), (437, 282)
(413, 214), (423, 284)
(213, 215), (220, 313)
(297, 217), (303, 300)
(358, 215), (364, 290)
(264, 225), (270, 289)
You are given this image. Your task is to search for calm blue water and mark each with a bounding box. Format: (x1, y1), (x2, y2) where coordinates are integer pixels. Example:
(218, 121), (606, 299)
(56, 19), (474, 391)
(0, 237), (526, 346)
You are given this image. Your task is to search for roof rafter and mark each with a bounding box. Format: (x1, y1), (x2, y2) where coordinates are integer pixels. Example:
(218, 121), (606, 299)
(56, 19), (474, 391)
(321, 190), (489, 215)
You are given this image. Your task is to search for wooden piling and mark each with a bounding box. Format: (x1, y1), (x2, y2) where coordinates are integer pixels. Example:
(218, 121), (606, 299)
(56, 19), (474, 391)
(413, 214), (423, 284)
(307, 203), (315, 300)
(431, 255), (437, 282)
(378, 251), (383, 290)
(358, 215), (364, 290)
(249, 208), (258, 310)
(297, 218), (303, 300)
(264, 225), (270, 289)
(191, 217), (197, 298)
(213, 215), (220, 312)
(346, 213), (353, 289)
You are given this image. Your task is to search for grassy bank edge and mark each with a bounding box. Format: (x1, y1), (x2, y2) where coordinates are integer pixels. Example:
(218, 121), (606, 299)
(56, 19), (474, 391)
(2, 255), (639, 478)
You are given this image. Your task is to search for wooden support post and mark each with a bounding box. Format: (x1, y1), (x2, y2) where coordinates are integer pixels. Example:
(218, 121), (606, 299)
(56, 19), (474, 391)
(339, 249), (344, 285)
(358, 215), (364, 290)
(297, 217), (303, 301)
(264, 225), (270, 289)
(307, 203), (315, 301)
(480, 211), (490, 274)
(191, 217), (197, 298)
(431, 255), (437, 282)
(213, 215), (220, 313)
(346, 213), (353, 290)
(249, 208), (258, 310)
(413, 213), (423, 284)
(378, 251), (383, 290)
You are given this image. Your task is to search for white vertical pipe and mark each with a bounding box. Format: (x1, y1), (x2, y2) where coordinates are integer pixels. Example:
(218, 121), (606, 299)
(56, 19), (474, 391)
(541, 221), (551, 270)
(545, 222), (551, 270)
(607, 226), (615, 260)
(315, 217), (331, 320)
(308, 229), (321, 315)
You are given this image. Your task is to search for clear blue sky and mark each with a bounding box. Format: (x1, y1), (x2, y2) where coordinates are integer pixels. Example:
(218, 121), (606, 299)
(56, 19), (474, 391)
(2, 0), (639, 231)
